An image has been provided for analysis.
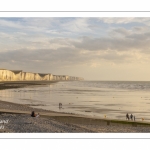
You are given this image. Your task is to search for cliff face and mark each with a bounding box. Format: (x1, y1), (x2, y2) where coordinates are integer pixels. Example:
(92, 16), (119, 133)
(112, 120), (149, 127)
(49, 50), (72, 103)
(0, 69), (84, 81)
(0, 69), (15, 81)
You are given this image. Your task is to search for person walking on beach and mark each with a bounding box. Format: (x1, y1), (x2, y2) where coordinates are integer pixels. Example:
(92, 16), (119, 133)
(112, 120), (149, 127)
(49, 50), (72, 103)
(126, 113), (129, 120)
(134, 115), (135, 121)
(59, 103), (62, 109)
(130, 114), (133, 120)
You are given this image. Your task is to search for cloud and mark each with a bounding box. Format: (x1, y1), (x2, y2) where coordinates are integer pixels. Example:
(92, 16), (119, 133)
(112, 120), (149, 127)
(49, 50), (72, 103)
(0, 19), (23, 29)
(1, 17), (150, 79)
(61, 18), (92, 33)
(98, 17), (150, 24)
(71, 32), (150, 52)
(0, 46), (135, 71)
(110, 27), (131, 36)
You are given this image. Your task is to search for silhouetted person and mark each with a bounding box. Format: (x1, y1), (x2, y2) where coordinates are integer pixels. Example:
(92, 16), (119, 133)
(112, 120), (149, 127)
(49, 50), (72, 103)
(31, 111), (36, 117)
(134, 115), (135, 121)
(130, 114), (133, 120)
(59, 103), (62, 109)
(126, 113), (129, 120)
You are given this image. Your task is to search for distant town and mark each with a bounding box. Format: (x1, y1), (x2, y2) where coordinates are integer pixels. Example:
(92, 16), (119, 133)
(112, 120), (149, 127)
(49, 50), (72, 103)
(0, 69), (84, 81)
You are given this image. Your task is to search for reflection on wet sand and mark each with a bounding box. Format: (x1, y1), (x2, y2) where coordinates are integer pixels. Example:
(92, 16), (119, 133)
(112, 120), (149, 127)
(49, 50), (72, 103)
(1, 81), (150, 122)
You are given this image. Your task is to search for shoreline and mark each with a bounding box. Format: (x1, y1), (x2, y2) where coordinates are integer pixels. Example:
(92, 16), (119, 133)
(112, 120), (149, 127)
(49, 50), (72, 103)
(0, 81), (58, 90)
(1, 99), (150, 133)
(1, 83), (150, 132)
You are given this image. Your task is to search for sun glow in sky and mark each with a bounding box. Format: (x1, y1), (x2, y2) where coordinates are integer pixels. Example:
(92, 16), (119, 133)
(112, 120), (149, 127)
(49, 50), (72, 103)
(0, 17), (150, 80)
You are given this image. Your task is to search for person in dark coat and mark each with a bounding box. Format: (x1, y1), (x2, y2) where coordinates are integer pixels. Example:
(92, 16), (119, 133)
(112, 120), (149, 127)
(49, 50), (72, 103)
(126, 113), (129, 120)
(59, 103), (62, 109)
(31, 111), (36, 117)
(130, 114), (133, 120)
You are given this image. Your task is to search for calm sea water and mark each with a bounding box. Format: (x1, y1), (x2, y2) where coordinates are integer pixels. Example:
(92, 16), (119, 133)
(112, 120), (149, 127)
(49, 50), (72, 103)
(1, 81), (150, 122)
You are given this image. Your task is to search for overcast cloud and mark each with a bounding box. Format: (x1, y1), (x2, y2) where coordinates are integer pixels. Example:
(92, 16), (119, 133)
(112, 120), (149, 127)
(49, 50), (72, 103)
(1, 17), (150, 80)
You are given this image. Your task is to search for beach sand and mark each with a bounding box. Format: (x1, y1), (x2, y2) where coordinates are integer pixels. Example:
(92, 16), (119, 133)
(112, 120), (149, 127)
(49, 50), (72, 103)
(1, 82), (150, 133)
(1, 99), (150, 133)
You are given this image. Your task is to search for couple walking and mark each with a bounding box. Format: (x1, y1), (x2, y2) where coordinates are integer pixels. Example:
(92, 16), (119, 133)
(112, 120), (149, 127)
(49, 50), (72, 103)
(126, 113), (135, 121)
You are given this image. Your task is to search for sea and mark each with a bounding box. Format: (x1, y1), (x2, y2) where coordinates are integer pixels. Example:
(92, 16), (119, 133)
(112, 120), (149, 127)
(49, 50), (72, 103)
(1, 81), (150, 122)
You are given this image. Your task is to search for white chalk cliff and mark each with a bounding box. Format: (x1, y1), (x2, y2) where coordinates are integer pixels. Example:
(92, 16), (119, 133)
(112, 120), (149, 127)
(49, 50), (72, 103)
(0, 69), (84, 81)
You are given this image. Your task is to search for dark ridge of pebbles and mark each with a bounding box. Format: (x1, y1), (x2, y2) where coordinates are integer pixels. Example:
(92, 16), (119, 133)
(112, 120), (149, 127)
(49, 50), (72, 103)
(1, 113), (150, 133)
(0, 114), (95, 133)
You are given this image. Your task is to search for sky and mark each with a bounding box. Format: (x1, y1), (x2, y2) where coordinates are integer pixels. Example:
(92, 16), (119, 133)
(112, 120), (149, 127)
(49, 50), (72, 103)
(0, 17), (150, 81)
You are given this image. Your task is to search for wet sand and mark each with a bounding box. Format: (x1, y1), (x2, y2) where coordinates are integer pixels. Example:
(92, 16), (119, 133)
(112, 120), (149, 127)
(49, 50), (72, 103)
(1, 99), (150, 133)
(1, 82), (150, 133)
(0, 81), (58, 90)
